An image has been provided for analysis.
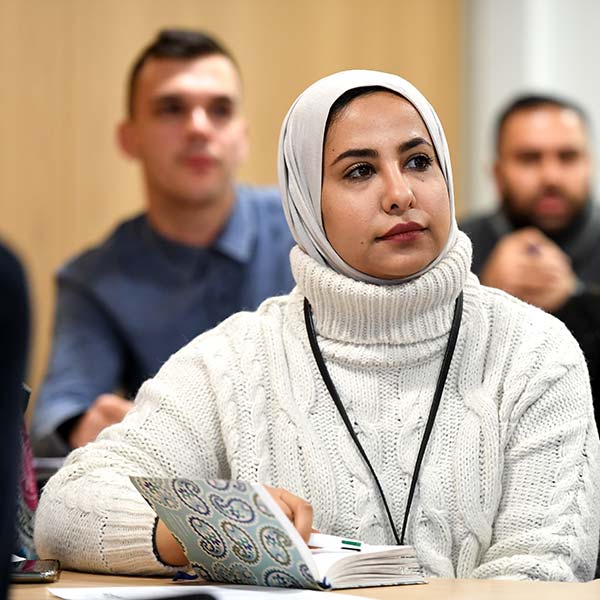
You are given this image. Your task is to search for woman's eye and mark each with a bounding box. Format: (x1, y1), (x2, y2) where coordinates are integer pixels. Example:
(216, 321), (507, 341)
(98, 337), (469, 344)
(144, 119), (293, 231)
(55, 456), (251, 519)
(406, 154), (433, 171)
(345, 163), (374, 180)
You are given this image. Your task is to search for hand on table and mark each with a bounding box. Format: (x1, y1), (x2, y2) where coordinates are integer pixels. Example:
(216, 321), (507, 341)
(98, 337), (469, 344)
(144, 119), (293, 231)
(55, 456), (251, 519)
(480, 227), (577, 312)
(69, 393), (133, 448)
(155, 518), (187, 566)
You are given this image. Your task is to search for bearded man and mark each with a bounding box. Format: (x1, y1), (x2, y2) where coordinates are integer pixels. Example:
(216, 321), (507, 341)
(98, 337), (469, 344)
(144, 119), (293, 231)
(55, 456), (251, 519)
(461, 94), (600, 430)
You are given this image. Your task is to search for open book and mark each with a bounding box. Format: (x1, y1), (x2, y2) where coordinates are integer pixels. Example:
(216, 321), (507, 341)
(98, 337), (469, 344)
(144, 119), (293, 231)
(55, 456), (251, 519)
(130, 477), (425, 590)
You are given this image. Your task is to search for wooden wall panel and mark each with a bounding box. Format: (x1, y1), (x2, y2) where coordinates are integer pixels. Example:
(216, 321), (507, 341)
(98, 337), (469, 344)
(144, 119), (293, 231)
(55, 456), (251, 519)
(0, 0), (461, 418)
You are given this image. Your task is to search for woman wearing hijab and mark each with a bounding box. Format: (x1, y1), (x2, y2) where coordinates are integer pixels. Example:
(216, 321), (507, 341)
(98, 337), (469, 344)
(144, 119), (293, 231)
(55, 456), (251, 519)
(35, 71), (599, 581)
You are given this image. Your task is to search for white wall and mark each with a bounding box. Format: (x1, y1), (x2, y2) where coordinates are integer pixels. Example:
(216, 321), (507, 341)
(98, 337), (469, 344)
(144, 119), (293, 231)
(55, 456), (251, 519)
(462, 0), (600, 216)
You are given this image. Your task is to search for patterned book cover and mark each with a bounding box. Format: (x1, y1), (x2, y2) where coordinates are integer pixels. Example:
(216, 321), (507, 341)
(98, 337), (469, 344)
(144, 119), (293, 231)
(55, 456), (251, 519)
(131, 477), (326, 589)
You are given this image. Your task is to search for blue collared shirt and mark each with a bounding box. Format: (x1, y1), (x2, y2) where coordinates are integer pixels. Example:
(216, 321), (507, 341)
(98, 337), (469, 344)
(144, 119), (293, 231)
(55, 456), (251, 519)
(32, 186), (295, 456)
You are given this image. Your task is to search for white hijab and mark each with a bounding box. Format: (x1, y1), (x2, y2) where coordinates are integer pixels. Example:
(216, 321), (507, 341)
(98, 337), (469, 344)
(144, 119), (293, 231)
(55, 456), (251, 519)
(277, 69), (458, 285)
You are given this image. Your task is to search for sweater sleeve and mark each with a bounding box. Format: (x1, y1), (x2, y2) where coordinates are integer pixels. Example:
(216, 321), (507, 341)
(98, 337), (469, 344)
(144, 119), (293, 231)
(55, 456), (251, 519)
(34, 337), (231, 575)
(471, 324), (600, 581)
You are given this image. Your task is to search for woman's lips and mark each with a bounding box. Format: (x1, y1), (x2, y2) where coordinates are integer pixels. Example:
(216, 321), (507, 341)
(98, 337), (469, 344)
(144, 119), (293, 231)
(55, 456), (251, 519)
(378, 222), (425, 242)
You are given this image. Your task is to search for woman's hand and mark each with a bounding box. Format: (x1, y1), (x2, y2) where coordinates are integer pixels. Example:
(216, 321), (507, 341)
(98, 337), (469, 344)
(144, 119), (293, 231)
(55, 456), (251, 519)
(155, 519), (187, 566)
(263, 485), (314, 543)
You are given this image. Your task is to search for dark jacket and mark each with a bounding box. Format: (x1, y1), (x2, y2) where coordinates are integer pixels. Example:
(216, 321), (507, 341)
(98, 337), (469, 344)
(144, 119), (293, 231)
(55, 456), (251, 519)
(461, 201), (600, 432)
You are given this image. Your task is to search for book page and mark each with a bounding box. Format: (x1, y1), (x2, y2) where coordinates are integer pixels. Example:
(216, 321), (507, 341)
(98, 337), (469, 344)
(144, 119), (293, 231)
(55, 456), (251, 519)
(310, 543), (402, 580)
(314, 546), (425, 588)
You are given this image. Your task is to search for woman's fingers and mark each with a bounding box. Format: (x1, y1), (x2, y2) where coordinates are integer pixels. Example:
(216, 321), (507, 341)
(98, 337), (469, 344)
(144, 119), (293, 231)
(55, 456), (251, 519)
(264, 485), (314, 543)
(279, 489), (313, 542)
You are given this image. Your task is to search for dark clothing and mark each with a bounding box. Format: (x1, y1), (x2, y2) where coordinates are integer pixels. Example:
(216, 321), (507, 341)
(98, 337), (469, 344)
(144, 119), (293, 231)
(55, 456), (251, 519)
(32, 186), (295, 456)
(461, 201), (600, 430)
(0, 243), (29, 598)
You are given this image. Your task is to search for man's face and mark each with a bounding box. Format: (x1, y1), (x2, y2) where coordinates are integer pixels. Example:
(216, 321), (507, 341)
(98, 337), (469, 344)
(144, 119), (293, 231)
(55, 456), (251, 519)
(119, 54), (248, 208)
(494, 106), (592, 233)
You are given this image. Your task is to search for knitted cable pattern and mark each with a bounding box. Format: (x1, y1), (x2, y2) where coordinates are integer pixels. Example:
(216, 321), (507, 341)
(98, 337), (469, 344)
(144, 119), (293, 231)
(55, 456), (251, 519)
(34, 232), (600, 580)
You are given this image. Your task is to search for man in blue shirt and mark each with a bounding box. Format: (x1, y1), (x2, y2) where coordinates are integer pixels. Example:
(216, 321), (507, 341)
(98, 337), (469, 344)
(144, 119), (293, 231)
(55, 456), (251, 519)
(32, 29), (295, 456)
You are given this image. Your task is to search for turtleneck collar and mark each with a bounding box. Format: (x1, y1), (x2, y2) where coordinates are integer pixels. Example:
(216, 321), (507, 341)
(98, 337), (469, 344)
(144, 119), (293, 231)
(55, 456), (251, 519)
(290, 232), (472, 348)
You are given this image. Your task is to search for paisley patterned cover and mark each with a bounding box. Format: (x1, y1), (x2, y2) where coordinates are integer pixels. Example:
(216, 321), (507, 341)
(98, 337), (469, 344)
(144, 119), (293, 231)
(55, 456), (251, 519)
(131, 477), (325, 590)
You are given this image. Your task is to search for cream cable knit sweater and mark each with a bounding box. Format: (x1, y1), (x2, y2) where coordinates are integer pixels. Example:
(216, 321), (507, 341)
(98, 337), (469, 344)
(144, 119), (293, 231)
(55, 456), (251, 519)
(35, 233), (600, 581)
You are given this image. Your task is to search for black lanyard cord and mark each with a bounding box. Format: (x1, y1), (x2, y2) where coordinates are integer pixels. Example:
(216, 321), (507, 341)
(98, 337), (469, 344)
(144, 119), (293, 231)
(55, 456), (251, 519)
(303, 291), (463, 546)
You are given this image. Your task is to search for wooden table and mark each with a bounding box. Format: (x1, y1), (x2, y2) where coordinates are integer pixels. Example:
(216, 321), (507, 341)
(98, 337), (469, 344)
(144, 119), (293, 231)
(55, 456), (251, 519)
(10, 571), (600, 600)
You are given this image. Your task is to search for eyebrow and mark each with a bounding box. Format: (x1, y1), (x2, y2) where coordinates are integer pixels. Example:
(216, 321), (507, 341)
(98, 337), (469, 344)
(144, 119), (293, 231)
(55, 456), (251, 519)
(330, 137), (433, 166)
(151, 92), (236, 106)
(151, 94), (184, 107)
